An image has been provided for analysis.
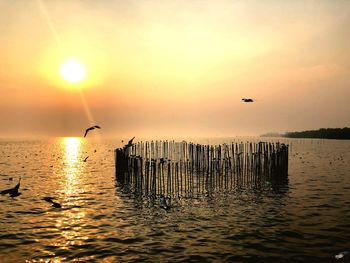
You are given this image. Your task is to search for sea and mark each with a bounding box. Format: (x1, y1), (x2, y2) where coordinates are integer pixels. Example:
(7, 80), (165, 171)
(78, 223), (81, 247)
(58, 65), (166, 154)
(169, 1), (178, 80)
(0, 137), (349, 262)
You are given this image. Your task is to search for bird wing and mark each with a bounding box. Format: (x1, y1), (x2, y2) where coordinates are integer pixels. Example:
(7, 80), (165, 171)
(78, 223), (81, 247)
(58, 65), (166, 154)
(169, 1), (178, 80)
(84, 127), (94, 137)
(0, 188), (13, 195)
(13, 178), (21, 192)
(93, 125), (101, 129)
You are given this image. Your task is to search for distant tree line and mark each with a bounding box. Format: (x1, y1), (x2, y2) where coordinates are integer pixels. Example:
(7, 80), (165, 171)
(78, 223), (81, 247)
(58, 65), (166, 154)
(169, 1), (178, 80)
(284, 127), (350, 140)
(260, 132), (283, 137)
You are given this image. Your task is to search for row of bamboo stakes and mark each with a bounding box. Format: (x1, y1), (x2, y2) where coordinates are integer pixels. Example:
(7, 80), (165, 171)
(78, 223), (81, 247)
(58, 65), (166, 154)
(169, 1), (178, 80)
(115, 141), (288, 198)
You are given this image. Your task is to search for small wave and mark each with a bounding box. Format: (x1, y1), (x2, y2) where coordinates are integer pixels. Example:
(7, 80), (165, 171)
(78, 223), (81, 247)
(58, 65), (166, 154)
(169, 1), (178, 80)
(102, 237), (145, 244)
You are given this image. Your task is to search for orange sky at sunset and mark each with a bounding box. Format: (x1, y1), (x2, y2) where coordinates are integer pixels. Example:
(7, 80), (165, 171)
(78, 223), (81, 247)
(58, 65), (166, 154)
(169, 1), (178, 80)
(0, 0), (349, 138)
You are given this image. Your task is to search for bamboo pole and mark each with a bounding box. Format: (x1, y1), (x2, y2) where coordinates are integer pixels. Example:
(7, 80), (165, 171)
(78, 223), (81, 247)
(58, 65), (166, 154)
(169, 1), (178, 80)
(115, 140), (288, 198)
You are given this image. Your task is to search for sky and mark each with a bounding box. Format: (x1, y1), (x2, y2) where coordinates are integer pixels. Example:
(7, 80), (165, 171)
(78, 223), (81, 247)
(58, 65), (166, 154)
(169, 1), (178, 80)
(0, 0), (349, 138)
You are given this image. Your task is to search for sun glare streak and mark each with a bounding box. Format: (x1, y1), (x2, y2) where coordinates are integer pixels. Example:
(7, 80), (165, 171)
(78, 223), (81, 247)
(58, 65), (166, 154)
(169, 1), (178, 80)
(36, 0), (62, 47)
(79, 92), (95, 129)
(78, 92), (103, 144)
(37, 0), (103, 142)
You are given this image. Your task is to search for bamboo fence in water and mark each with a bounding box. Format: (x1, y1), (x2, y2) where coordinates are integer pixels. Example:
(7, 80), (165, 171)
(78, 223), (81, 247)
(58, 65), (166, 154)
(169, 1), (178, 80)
(115, 141), (288, 197)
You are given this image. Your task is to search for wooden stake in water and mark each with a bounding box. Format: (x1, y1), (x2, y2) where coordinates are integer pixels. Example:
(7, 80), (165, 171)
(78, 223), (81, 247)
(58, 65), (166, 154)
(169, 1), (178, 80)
(115, 140), (288, 198)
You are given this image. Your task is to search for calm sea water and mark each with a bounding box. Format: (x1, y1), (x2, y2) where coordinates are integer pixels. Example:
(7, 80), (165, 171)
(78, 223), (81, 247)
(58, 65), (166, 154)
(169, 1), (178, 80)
(0, 137), (349, 262)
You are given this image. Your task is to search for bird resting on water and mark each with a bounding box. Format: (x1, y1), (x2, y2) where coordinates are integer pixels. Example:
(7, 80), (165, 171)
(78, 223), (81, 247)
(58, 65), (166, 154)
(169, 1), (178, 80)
(242, 98), (254, 102)
(84, 125), (101, 137)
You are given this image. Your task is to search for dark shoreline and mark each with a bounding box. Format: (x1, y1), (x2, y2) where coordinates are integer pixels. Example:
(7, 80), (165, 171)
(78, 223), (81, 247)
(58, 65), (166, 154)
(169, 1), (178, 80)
(262, 127), (350, 140)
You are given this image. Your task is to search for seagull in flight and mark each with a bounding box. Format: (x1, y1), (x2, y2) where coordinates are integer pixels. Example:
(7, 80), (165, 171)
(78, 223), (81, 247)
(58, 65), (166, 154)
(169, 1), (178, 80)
(242, 98), (254, 102)
(43, 197), (62, 208)
(84, 125), (101, 137)
(0, 177), (21, 197)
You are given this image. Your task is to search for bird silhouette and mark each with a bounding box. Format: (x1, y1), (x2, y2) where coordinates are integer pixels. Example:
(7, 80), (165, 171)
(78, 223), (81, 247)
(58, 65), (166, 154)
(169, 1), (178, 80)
(10, 191), (21, 197)
(242, 98), (254, 102)
(12, 178), (21, 192)
(1, 177), (21, 197)
(84, 125), (101, 137)
(123, 136), (135, 150)
(43, 197), (62, 208)
(83, 156), (89, 162)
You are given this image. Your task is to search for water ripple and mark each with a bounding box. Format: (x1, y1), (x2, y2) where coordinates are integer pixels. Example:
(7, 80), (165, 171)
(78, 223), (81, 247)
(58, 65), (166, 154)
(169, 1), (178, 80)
(0, 138), (349, 262)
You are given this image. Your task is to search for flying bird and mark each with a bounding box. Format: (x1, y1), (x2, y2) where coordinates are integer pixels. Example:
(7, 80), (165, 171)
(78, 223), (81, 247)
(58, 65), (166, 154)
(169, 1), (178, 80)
(1, 177), (21, 197)
(84, 125), (101, 137)
(83, 156), (89, 162)
(10, 178), (21, 197)
(43, 197), (62, 208)
(242, 98), (254, 102)
(9, 191), (21, 197)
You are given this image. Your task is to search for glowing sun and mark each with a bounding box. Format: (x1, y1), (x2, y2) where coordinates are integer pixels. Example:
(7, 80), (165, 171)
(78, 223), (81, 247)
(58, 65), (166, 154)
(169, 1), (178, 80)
(60, 59), (86, 83)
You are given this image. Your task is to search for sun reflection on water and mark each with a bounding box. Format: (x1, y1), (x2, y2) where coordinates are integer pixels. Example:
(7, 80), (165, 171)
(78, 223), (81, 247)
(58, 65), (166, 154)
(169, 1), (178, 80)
(62, 137), (81, 160)
(62, 137), (82, 194)
(53, 137), (89, 253)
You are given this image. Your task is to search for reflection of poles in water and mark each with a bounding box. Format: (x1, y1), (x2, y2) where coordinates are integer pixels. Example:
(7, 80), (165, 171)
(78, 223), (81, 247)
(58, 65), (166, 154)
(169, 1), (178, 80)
(115, 140), (289, 198)
(159, 194), (171, 210)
